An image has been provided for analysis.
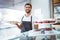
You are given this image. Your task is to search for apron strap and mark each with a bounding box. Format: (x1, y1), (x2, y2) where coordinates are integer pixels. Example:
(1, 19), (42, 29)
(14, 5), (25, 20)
(21, 16), (24, 22)
(31, 16), (32, 29)
(31, 16), (32, 22)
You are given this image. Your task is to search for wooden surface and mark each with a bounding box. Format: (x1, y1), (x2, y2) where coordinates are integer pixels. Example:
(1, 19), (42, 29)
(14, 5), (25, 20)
(53, 0), (60, 4)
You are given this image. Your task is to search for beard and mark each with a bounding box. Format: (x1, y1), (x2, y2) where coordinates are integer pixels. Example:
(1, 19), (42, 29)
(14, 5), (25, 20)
(25, 10), (31, 13)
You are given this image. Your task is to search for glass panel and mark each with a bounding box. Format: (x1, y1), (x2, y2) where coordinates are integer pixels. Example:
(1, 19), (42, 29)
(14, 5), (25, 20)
(0, 0), (30, 40)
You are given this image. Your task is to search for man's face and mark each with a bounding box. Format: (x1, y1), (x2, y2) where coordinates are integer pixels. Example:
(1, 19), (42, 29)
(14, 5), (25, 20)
(25, 5), (32, 13)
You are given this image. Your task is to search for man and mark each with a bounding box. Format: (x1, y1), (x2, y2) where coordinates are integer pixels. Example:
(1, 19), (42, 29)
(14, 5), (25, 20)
(16, 3), (38, 32)
(15, 3), (38, 40)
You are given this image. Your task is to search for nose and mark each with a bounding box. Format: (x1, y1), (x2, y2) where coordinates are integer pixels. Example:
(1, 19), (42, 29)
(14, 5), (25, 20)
(26, 8), (29, 10)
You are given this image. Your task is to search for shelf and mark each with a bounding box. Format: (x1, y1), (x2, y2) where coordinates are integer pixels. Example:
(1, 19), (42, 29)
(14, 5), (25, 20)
(54, 3), (60, 6)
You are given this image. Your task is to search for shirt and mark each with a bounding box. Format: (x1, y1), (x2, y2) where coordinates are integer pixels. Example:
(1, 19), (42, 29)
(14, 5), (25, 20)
(19, 14), (38, 23)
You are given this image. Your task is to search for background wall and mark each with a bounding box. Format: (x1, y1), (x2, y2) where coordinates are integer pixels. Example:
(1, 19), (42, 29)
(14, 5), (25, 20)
(31, 0), (50, 19)
(31, 0), (50, 28)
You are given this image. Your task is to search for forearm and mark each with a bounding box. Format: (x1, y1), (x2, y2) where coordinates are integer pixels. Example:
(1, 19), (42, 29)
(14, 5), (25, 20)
(16, 23), (22, 29)
(34, 24), (38, 29)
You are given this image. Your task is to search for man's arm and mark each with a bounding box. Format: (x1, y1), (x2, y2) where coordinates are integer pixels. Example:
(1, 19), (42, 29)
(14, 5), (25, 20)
(16, 23), (22, 29)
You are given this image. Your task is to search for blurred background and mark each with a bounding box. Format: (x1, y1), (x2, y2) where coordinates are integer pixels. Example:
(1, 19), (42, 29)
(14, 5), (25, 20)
(0, 0), (60, 40)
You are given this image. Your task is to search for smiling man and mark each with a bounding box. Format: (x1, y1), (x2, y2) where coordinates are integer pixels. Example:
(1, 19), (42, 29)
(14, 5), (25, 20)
(15, 3), (38, 40)
(16, 3), (32, 32)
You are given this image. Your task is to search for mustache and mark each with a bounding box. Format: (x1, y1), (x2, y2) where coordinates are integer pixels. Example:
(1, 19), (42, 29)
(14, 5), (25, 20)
(25, 10), (31, 13)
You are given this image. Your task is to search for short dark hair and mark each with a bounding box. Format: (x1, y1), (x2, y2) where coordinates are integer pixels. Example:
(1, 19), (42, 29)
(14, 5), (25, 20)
(25, 3), (32, 8)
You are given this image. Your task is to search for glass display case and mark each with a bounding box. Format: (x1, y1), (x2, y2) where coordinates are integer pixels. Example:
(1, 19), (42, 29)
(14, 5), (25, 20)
(8, 21), (60, 40)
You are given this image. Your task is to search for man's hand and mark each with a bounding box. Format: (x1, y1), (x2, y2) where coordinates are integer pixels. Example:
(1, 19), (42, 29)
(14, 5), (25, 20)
(16, 23), (22, 29)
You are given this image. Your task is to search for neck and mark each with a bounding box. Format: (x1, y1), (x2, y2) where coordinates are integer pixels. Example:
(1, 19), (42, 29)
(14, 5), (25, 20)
(26, 13), (31, 17)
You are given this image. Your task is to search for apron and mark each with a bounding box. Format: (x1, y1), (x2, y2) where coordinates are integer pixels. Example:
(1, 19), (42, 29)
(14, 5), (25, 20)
(21, 15), (32, 33)
(20, 16), (34, 40)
